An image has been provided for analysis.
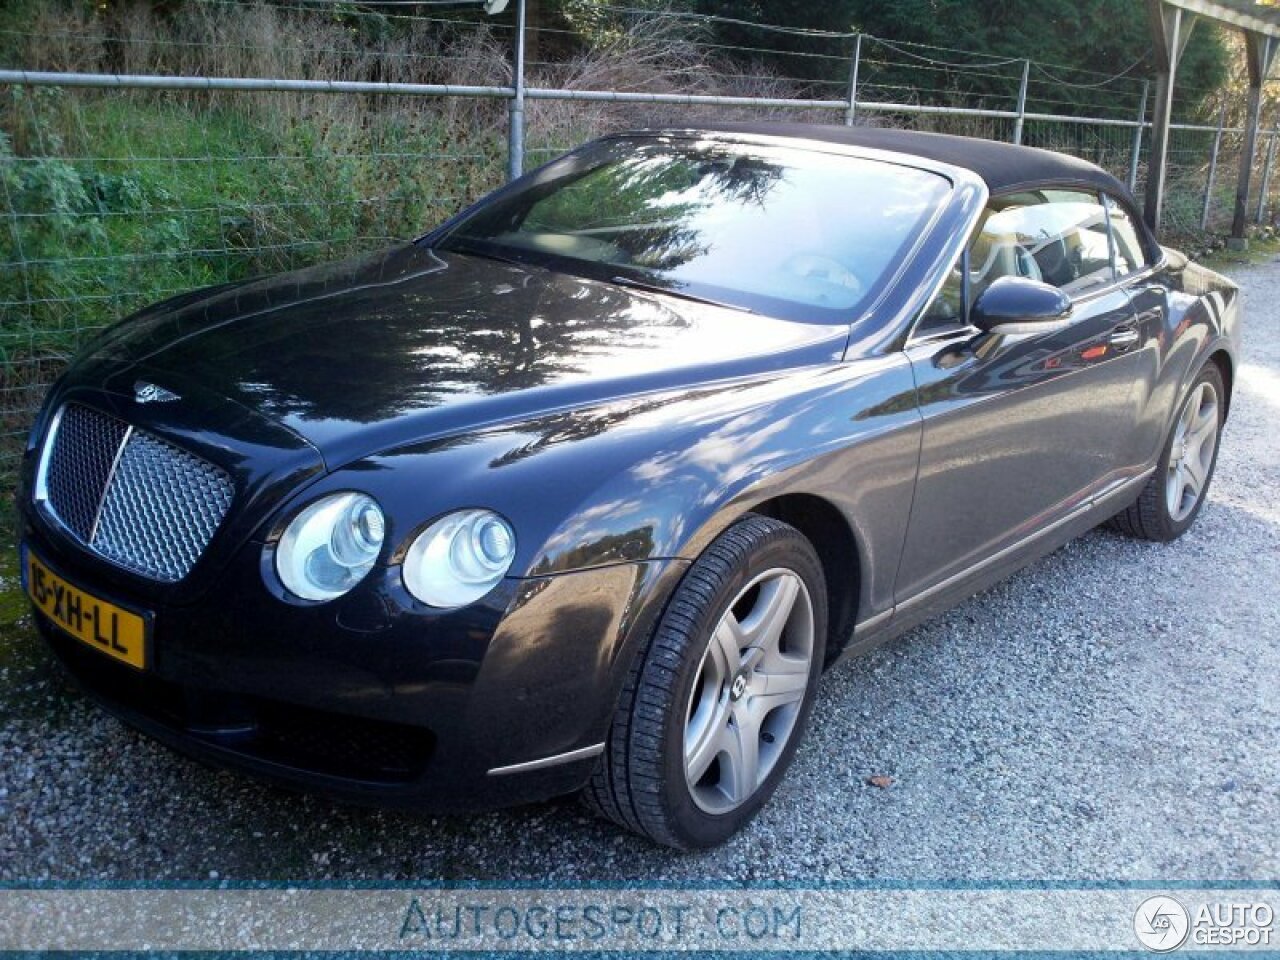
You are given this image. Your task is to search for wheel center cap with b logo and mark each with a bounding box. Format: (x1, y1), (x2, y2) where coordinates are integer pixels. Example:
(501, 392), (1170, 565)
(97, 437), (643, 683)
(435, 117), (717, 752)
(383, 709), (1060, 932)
(730, 672), (749, 702)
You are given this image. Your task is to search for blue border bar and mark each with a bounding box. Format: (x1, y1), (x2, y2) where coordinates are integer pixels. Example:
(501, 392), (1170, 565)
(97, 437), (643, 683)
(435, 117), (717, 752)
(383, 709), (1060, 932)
(0, 880), (1275, 891)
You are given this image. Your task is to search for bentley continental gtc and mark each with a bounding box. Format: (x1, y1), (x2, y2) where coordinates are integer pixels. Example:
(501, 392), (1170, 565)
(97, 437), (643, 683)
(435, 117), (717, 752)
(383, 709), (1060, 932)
(17, 124), (1240, 848)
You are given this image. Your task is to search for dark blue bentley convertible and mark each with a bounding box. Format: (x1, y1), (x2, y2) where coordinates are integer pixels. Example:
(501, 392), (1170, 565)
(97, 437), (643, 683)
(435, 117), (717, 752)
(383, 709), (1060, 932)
(18, 124), (1240, 847)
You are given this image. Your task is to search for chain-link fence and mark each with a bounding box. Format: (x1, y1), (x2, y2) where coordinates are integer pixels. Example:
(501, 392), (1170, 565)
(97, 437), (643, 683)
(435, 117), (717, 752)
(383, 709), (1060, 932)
(1, 0), (1275, 497)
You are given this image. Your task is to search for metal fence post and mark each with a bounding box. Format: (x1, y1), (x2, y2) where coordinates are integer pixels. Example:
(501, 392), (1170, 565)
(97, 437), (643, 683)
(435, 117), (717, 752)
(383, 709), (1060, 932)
(1128, 80), (1149, 194)
(507, 0), (527, 181)
(1012, 59), (1030, 145)
(844, 34), (862, 127)
(1257, 132), (1278, 223)
(1201, 103), (1227, 229)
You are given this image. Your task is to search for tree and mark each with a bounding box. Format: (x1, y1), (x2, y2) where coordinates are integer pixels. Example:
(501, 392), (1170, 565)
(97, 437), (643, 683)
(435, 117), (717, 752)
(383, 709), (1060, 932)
(688, 0), (1229, 119)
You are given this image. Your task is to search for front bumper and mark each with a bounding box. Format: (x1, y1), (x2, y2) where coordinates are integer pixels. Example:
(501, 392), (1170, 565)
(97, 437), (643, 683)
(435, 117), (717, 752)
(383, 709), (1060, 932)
(19, 516), (684, 811)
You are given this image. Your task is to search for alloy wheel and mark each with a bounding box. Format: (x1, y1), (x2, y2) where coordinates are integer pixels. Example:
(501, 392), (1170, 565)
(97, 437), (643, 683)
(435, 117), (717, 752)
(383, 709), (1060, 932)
(1165, 380), (1220, 523)
(683, 568), (815, 815)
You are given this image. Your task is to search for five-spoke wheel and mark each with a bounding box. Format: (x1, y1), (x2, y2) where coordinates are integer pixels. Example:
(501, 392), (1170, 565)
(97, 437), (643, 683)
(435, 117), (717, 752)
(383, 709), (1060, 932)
(683, 569), (814, 815)
(584, 515), (827, 849)
(1165, 379), (1220, 524)
(1112, 361), (1226, 542)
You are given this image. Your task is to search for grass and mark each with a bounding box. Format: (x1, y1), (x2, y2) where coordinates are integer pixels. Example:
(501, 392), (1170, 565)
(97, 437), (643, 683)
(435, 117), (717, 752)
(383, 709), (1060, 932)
(0, 85), (509, 489)
(0, 544), (38, 677)
(2, 88), (506, 356)
(1202, 230), (1280, 270)
(0, 0), (721, 504)
(0, 546), (24, 631)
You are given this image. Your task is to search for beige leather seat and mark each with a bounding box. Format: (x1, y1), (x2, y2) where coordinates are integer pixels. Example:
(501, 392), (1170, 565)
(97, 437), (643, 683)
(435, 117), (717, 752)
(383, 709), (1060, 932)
(970, 230), (1042, 300)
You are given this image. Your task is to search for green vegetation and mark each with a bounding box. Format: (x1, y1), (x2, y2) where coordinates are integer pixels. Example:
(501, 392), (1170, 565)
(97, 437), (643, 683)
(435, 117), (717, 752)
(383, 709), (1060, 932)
(0, 0), (519, 491)
(690, 0), (1229, 118)
(1203, 226), (1280, 268)
(0, 0), (512, 483)
(1, 86), (505, 360)
(0, 547), (25, 632)
(0, 87), (506, 477)
(0, 545), (38, 677)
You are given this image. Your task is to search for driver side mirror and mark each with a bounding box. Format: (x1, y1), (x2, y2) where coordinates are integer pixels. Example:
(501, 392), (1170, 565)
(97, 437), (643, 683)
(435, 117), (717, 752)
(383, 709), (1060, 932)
(971, 276), (1072, 335)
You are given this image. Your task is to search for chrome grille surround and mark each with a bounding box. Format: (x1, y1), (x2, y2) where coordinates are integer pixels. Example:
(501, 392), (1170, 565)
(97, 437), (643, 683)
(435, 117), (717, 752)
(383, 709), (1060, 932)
(35, 404), (235, 582)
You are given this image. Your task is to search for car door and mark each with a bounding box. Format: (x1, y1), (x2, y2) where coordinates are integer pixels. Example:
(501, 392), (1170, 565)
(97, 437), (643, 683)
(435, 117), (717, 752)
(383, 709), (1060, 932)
(893, 187), (1148, 607)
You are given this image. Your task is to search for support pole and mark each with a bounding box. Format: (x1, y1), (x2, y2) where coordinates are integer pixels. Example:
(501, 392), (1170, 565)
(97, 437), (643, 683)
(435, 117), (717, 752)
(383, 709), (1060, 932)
(507, 0), (527, 181)
(1201, 103), (1227, 230)
(1143, 2), (1195, 235)
(1142, 65), (1175, 231)
(1128, 80), (1149, 194)
(1231, 33), (1277, 246)
(1258, 133), (1277, 223)
(1013, 59), (1030, 145)
(844, 34), (862, 127)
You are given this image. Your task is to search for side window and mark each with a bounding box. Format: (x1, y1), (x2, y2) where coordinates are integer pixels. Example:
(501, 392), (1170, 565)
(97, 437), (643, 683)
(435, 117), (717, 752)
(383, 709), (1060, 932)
(915, 250), (968, 336)
(913, 188), (1140, 340)
(1105, 194), (1150, 277)
(969, 189), (1115, 300)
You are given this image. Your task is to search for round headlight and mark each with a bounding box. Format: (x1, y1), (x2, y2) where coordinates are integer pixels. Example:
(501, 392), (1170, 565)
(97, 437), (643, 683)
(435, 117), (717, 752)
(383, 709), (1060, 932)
(402, 509), (516, 609)
(275, 492), (385, 602)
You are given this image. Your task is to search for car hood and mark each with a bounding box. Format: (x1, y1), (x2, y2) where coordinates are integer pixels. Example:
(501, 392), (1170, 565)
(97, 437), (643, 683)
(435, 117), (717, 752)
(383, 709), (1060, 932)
(83, 243), (849, 466)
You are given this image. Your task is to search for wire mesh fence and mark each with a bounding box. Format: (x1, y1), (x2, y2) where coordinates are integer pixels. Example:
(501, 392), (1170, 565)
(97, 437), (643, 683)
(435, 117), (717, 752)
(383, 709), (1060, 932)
(1, 0), (1276, 496)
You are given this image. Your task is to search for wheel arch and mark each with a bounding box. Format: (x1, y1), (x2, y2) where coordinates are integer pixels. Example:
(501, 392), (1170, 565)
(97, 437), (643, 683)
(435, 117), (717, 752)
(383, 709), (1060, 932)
(1207, 348), (1234, 420)
(748, 492), (860, 665)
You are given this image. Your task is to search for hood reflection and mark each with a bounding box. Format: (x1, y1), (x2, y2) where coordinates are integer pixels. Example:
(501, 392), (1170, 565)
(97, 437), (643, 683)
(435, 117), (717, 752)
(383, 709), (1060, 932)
(93, 244), (846, 464)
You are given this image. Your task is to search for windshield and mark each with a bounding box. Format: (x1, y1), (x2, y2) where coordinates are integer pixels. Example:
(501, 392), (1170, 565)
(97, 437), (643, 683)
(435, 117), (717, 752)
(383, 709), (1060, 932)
(435, 136), (951, 322)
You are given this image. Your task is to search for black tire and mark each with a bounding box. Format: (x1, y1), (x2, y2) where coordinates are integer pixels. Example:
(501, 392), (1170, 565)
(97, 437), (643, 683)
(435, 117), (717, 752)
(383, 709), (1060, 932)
(582, 514), (827, 849)
(1110, 362), (1225, 543)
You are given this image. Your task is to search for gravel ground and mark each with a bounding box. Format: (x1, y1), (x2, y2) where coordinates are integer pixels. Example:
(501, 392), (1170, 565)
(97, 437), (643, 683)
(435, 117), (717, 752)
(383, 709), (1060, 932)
(0, 258), (1277, 885)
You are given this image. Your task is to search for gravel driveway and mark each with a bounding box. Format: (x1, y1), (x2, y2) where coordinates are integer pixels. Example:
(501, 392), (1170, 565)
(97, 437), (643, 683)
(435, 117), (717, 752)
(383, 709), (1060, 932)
(1, 257), (1276, 885)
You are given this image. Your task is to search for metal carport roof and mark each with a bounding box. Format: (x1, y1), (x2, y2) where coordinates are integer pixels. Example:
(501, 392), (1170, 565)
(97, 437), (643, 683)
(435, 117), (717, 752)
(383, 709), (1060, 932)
(1146, 0), (1280, 244)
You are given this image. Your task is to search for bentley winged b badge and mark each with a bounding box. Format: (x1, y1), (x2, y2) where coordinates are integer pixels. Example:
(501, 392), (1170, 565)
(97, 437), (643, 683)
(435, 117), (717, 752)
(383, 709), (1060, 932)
(133, 381), (180, 404)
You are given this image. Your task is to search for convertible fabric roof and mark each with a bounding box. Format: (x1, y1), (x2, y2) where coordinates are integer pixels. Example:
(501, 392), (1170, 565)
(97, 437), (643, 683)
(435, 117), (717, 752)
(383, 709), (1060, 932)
(660, 122), (1132, 198)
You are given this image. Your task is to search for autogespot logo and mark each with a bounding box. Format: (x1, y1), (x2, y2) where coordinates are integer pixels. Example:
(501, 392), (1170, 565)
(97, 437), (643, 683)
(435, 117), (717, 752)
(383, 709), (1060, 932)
(1134, 896), (1191, 952)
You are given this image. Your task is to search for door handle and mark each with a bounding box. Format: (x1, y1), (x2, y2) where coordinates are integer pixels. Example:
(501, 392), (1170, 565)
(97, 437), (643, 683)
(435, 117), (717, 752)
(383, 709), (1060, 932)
(1110, 327), (1140, 352)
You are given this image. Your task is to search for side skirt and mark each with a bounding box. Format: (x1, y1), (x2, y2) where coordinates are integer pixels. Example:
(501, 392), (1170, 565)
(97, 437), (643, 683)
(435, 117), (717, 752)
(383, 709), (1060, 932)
(835, 468), (1154, 666)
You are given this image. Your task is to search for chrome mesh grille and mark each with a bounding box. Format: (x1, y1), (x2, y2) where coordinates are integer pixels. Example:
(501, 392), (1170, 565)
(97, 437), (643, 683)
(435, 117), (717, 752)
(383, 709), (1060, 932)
(38, 404), (235, 582)
(93, 432), (236, 582)
(43, 406), (129, 541)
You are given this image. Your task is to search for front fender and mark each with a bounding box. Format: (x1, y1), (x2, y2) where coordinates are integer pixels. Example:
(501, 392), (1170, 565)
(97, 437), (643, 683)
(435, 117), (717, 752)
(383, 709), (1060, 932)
(509, 354), (921, 629)
(270, 353), (921, 632)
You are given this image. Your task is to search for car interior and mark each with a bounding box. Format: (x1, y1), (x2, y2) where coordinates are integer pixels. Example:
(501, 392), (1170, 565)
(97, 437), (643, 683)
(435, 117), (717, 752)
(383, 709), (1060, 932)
(916, 188), (1130, 338)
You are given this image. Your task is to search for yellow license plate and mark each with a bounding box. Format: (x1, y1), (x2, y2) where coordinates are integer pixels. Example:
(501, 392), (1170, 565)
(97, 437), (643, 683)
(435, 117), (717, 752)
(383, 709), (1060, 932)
(24, 548), (150, 670)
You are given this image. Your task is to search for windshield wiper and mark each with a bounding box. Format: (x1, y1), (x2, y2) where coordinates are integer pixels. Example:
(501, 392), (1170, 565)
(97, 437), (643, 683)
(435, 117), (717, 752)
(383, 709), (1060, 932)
(607, 275), (756, 315)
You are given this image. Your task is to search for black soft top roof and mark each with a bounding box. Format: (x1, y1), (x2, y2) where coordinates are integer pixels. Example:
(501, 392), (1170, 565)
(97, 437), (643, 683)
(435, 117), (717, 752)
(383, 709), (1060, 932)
(661, 122), (1132, 199)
